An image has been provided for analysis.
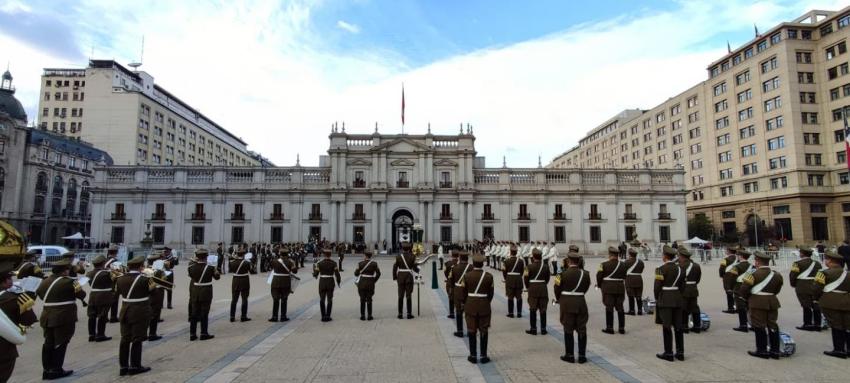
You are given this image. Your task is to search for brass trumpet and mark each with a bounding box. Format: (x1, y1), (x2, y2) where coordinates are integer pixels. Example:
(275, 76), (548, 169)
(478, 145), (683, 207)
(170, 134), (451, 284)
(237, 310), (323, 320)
(142, 267), (174, 290)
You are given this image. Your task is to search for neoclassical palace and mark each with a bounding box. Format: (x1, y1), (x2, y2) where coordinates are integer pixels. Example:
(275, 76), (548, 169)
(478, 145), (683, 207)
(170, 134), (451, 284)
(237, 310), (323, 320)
(90, 130), (687, 253)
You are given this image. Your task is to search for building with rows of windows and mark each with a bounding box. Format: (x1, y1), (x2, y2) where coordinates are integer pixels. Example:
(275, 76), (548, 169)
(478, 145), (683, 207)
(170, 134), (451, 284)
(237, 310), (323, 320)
(37, 60), (271, 167)
(90, 129), (686, 253)
(1, 69), (112, 244)
(550, 8), (850, 246)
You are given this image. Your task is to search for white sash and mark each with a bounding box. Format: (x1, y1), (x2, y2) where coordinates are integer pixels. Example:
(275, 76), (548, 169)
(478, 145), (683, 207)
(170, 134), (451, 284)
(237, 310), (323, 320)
(194, 265), (213, 286)
(751, 271), (775, 295)
(562, 269), (586, 296)
(662, 262), (682, 291)
(355, 260), (375, 284)
(42, 276), (76, 307)
(454, 264), (471, 287)
(725, 258), (739, 273)
(626, 259), (641, 275)
(468, 271), (488, 298)
(90, 270), (112, 292)
(797, 260), (818, 280)
(122, 274), (148, 303)
(529, 262), (545, 283)
(736, 264), (754, 283)
(507, 257), (523, 276)
(824, 270), (848, 293)
(603, 261), (623, 281)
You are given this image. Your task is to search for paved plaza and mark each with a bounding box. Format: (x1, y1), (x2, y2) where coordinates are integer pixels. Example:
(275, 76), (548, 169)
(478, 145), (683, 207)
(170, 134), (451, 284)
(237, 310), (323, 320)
(8, 256), (850, 383)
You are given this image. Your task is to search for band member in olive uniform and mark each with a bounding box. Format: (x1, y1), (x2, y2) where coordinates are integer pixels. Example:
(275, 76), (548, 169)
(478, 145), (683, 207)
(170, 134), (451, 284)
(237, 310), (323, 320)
(269, 248), (298, 322)
(461, 255), (494, 364)
(655, 246), (685, 361)
(790, 246), (823, 331)
(740, 251), (783, 359)
(719, 246), (738, 314)
(14, 249), (44, 279)
(188, 249), (220, 341)
(116, 256), (154, 376)
(502, 245), (525, 318)
(554, 253), (591, 363)
(104, 246), (122, 323)
(597, 246), (627, 334)
(36, 258), (85, 379)
(813, 251), (850, 358)
(229, 248), (253, 322)
(676, 247), (702, 333)
(85, 255), (113, 342)
(393, 242), (419, 319)
(337, 242), (347, 272)
(524, 248), (550, 335)
(314, 249), (341, 322)
(1, 262), (38, 382)
(450, 252), (471, 336)
(146, 252), (167, 341)
(444, 251), (459, 319)
(729, 249), (754, 332)
(354, 250), (381, 320)
(624, 248), (644, 316)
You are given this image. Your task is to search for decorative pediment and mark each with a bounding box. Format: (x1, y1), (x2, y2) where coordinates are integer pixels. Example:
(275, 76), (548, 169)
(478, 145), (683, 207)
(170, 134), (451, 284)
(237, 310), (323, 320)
(433, 158), (458, 167)
(390, 159), (416, 167)
(346, 158), (373, 166)
(371, 137), (431, 153)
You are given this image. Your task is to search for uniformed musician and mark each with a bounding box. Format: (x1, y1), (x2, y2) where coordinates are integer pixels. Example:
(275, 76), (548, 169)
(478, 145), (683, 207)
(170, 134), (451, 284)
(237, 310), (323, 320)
(461, 255), (494, 364)
(14, 249), (44, 279)
(229, 248), (253, 323)
(354, 250), (381, 320)
(729, 249), (754, 332)
(812, 250), (850, 358)
(1, 262), (38, 382)
(597, 246), (627, 334)
(188, 248), (220, 341)
(85, 255), (113, 342)
(655, 246), (685, 361)
(36, 258), (85, 379)
(314, 248), (341, 322)
(444, 251), (459, 319)
(161, 246), (175, 310)
(269, 248), (298, 322)
(450, 251), (471, 336)
(502, 244), (524, 318)
(554, 252), (591, 363)
(393, 242), (418, 319)
(103, 245), (122, 323)
(146, 252), (167, 341)
(718, 246), (738, 314)
(739, 251), (783, 359)
(624, 247), (644, 316)
(524, 248), (550, 335)
(116, 256), (153, 375)
(790, 246), (823, 331)
(678, 247), (702, 333)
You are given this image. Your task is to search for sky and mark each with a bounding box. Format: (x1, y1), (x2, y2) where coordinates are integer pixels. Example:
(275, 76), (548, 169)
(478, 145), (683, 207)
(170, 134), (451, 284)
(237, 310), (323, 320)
(1, 0), (847, 167)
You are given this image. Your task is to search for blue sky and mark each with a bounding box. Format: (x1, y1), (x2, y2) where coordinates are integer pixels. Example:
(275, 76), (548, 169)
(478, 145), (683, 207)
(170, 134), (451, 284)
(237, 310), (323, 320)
(1, 0), (847, 166)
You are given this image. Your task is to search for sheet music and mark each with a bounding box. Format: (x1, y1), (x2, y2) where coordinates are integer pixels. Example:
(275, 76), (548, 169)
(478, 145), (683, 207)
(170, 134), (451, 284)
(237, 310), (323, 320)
(207, 255), (218, 266)
(18, 277), (42, 292)
(78, 276), (90, 287)
(153, 260), (165, 271)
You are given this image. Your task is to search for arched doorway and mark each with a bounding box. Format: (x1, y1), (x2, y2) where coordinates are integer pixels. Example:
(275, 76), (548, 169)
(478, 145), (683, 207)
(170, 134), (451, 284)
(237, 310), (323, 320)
(391, 209), (414, 254)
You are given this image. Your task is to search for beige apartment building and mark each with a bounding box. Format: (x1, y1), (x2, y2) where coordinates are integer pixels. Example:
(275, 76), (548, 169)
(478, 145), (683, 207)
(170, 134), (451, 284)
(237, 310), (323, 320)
(551, 8), (850, 246)
(37, 60), (270, 167)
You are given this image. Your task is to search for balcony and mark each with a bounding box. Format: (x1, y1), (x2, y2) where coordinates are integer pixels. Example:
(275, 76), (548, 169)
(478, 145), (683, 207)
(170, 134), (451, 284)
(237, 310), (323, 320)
(439, 213), (453, 220)
(552, 213), (567, 220)
(396, 181), (410, 188)
(439, 181), (453, 188)
(623, 212), (637, 220)
(230, 212), (245, 221)
(111, 212), (126, 220)
(658, 212), (672, 220)
(269, 212), (285, 221)
(151, 213), (167, 221)
(352, 213), (366, 221)
(190, 213), (206, 220)
(308, 213), (323, 221)
(517, 213), (531, 221)
(352, 179), (366, 188)
(588, 213), (602, 220)
(481, 213), (495, 220)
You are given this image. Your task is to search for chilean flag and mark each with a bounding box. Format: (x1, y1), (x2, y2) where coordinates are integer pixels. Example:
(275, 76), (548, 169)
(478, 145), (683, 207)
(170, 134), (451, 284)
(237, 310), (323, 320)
(845, 107), (850, 169)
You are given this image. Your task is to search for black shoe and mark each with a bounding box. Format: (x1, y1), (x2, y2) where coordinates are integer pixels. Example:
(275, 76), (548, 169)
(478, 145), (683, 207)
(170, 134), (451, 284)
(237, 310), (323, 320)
(747, 350), (769, 359)
(525, 329), (537, 335)
(109, 318), (120, 323)
(541, 329), (548, 335)
(577, 356), (587, 364)
(618, 329), (625, 335)
(321, 317), (329, 322)
(167, 306), (173, 310)
(517, 314), (522, 318)
(200, 334), (215, 340)
(454, 331), (464, 338)
(397, 314), (403, 319)
(601, 328), (615, 334)
(625, 311), (636, 316)
(675, 353), (684, 361)
(733, 327), (749, 333)
(268, 317), (279, 322)
(479, 357), (491, 364)
(690, 328), (701, 334)
(560, 355), (575, 363)
(637, 311), (644, 316)
(230, 317), (236, 323)
(407, 314), (414, 319)
(796, 325), (812, 331)
(467, 356), (478, 364)
(240, 317), (252, 322)
(282, 317), (290, 322)
(682, 328), (689, 334)
(367, 316), (374, 321)
(656, 353), (674, 362)
(770, 352), (780, 360)
(190, 335), (198, 341)
(120, 368), (129, 376)
(360, 316), (366, 321)
(722, 309), (737, 314)
(824, 350), (847, 359)
(148, 335), (162, 341)
(89, 335), (96, 342)
(128, 366), (151, 375)
(447, 314), (455, 319)
(158, 318), (164, 323)
(506, 313), (515, 318)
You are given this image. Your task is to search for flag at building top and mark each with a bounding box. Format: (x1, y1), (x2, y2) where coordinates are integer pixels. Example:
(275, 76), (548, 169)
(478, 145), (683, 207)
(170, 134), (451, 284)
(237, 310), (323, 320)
(844, 107), (850, 169)
(401, 84), (405, 126)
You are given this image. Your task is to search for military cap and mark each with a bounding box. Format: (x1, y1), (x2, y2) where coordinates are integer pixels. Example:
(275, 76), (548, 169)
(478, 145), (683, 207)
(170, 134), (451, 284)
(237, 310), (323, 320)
(107, 245), (119, 254)
(52, 258), (71, 267)
(472, 255), (485, 264)
(825, 250), (843, 261)
(662, 245), (677, 257)
(126, 255), (146, 266)
(567, 252), (582, 262)
(364, 249), (373, 256)
(737, 249), (751, 258)
(278, 248), (290, 255)
(195, 248), (210, 257)
(61, 251), (76, 259)
(459, 251), (470, 259)
(753, 251), (771, 261)
(532, 248), (543, 257)
(0, 262), (15, 278)
(91, 255), (107, 265)
(607, 246), (620, 256)
(322, 248), (332, 256)
(510, 245), (518, 252)
(450, 250), (459, 257)
(25, 248), (39, 258)
(677, 247), (691, 258)
(628, 248), (638, 256)
(726, 246), (738, 254)
(797, 246), (813, 256)
(568, 244), (580, 253)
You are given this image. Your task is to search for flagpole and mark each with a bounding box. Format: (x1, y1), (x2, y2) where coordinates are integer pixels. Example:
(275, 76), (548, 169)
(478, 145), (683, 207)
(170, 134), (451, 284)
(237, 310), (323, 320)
(401, 83), (405, 135)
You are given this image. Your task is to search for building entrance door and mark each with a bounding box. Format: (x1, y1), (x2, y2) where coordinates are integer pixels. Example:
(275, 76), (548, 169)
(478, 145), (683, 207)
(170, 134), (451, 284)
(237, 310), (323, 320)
(391, 209), (414, 254)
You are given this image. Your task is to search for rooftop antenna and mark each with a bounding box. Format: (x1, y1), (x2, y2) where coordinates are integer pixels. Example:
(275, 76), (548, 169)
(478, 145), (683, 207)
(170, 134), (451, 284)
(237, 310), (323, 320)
(128, 35), (144, 71)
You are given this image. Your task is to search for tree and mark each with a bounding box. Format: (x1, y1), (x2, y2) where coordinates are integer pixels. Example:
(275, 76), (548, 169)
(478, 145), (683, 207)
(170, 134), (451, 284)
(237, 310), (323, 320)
(688, 215), (714, 240)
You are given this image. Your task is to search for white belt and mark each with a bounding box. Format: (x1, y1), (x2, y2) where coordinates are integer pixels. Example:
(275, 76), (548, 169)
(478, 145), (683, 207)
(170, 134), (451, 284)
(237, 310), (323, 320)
(90, 288), (112, 292)
(829, 290), (847, 294)
(753, 292), (775, 296)
(122, 297), (149, 303)
(43, 300), (76, 307)
(272, 273), (290, 277)
(662, 286), (679, 291)
(627, 273), (641, 276)
(319, 275), (335, 278)
(686, 281), (697, 285)
(454, 283), (463, 287)
(232, 273), (249, 277)
(603, 278), (624, 281)
(507, 272), (521, 276)
(193, 282), (213, 286)
(561, 291), (585, 296)
(529, 280), (545, 283)
(359, 274), (376, 278)
(468, 293), (487, 298)
(397, 269), (412, 272)
(798, 277), (815, 280)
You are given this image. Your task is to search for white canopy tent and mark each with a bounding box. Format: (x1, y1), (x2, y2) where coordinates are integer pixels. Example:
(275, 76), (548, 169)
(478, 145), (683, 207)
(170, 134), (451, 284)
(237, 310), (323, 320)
(682, 236), (708, 245)
(61, 232), (91, 240)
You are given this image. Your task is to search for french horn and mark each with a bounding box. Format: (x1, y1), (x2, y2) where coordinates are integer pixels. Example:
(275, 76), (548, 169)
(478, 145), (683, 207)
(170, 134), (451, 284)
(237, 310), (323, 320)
(0, 309), (25, 345)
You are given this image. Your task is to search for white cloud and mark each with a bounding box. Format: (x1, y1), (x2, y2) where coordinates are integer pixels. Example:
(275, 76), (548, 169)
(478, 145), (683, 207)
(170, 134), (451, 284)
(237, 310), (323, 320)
(1, 0), (846, 167)
(336, 20), (360, 34)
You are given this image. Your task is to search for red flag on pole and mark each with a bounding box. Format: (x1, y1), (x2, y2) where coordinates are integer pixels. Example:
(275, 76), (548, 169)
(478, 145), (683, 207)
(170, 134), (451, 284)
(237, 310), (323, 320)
(401, 84), (405, 126)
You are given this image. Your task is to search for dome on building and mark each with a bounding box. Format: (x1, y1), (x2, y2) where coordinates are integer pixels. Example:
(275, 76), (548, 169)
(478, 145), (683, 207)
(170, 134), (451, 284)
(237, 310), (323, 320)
(0, 70), (27, 124)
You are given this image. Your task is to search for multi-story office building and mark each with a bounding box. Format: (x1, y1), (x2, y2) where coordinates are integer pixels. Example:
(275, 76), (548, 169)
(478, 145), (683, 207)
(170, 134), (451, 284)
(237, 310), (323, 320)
(550, 8), (850, 246)
(37, 60), (270, 167)
(90, 129), (686, 252)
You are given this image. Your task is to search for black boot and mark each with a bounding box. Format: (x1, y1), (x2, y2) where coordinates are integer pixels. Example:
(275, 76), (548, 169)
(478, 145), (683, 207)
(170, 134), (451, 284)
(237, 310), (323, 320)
(270, 298), (279, 322)
(723, 292), (736, 313)
(516, 299), (523, 318)
(656, 327), (674, 361)
(189, 319), (198, 341)
(617, 311), (625, 334)
(796, 307), (812, 331)
(397, 297), (404, 319)
(88, 317), (97, 341)
(526, 310), (537, 335)
(747, 328), (769, 358)
(42, 343), (52, 373)
(128, 341), (151, 375)
(360, 300), (366, 321)
(733, 309), (749, 332)
(626, 297), (636, 315)
(148, 319), (161, 341)
(690, 312), (701, 333)
(467, 332), (478, 364)
(602, 311), (615, 334)
(119, 341), (129, 375)
(560, 333), (575, 363)
(824, 329), (848, 359)
(230, 298), (237, 322)
(674, 329), (685, 360)
(52, 342), (71, 377)
(241, 298), (250, 321)
(454, 310), (465, 337)
(507, 299), (515, 318)
(320, 299), (327, 321)
(96, 317), (109, 341)
(637, 298), (644, 315)
(479, 333), (490, 364)
(200, 317), (213, 340)
(768, 328), (781, 359)
(326, 299), (333, 321)
(367, 301), (374, 320)
(813, 308), (824, 331)
(406, 296), (413, 319)
(540, 311), (548, 335)
(448, 299), (455, 319)
(577, 332), (588, 363)
(281, 298), (289, 321)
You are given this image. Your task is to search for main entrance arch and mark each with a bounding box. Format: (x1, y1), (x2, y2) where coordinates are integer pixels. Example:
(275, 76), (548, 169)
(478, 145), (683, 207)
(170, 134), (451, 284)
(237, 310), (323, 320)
(391, 209), (414, 254)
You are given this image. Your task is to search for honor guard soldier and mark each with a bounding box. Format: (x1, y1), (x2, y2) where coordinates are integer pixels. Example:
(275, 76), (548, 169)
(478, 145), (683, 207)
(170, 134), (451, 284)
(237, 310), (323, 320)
(719, 246), (739, 314)
(116, 256), (154, 376)
(188, 249), (220, 341)
(161, 247), (176, 309)
(337, 242), (347, 272)
(85, 255), (113, 342)
(1, 262), (38, 382)
(813, 250), (850, 358)
(729, 249), (754, 332)
(354, 250), (381, 320)
(461, 255), (494, 364)
(740, 251), (783, 359)
(444, 251), (459, 318)
(104, 245), (122, 323)
(554, 252), (591, 363)
(547, 242), (559, 274)
(229, 248), (253, 323)
(655, 246), (685, 361)
(790, 246), (823, 331)
(502, 244), (524, 318)
(393, 242), (419, 319)
(450, 251), (471, 336)
(146, 252), (167, 341)
(624, 248), (645, 316)
(269, 248), (298, 322)
(678, 247), (702, 333)
(314, 249), (341, 322)
(36, 258), (85, 380)
(15, 249), (44, 279)
(597, 246), (627, 334)
(524, 248), (550, 335)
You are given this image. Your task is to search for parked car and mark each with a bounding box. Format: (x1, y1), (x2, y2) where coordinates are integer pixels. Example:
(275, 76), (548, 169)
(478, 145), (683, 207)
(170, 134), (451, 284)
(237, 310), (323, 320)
(27, 245), (71, 267)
